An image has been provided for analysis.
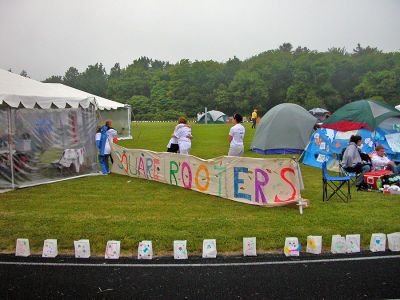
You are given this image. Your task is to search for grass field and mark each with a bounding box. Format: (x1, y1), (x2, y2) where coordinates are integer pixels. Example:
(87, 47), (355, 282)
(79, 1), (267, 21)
(0, 122), (399, 256)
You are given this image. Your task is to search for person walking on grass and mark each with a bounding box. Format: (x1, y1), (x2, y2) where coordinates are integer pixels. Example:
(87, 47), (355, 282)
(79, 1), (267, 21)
(251, 109), (258, 129)
(228, 113), (245, 156)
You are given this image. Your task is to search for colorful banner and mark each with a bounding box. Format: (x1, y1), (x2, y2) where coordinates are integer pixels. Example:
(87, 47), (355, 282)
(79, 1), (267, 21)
(111, 144), (304, 207)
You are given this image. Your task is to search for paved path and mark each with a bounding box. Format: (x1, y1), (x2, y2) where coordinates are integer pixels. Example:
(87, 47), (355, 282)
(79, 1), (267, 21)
(0, 253), (399, 299)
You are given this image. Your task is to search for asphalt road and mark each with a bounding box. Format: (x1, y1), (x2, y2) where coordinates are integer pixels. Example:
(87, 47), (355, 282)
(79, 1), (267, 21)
(0, 253), (399, 299)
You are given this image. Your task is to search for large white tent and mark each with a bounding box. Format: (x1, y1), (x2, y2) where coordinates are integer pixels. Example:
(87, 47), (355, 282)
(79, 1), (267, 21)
(43, 83), (131, 139)
(0, 69), (99, 189)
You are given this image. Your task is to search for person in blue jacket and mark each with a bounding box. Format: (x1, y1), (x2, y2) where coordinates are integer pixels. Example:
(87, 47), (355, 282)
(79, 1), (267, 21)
(95, 120), (117, 174)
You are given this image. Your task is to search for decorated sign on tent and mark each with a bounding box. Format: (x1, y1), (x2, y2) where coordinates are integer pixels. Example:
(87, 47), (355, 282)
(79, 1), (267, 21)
(111, 144), (304, 207)
(302, 128), (375, 171)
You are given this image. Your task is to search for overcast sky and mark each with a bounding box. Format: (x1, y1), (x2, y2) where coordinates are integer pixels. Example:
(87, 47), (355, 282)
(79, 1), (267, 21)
(0, 0), (399, 80)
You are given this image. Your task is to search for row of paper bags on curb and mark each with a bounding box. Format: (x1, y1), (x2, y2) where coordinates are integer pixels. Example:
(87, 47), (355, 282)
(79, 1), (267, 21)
(15, 233), (400, 258)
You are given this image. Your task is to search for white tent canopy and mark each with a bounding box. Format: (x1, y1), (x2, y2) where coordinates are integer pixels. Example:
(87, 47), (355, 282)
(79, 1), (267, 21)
(42, 84), (131, 138)
(0, 69), (93, 108)
(0, 69), (131, 139)
(43, 83), (125, 110)
(396, 104), (400, 111)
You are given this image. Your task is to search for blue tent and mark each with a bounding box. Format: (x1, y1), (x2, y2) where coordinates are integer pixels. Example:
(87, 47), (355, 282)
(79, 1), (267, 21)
(302, 117), (400, 171)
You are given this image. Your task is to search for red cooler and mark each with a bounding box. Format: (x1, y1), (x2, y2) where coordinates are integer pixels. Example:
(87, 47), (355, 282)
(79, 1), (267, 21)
(364, 170), (393, 189)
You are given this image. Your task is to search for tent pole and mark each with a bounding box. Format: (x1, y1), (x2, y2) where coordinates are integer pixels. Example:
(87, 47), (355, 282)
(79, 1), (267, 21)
(7, 107), (15, 189)
(205, 107), (207, 125)
(127, 105), (132, 139)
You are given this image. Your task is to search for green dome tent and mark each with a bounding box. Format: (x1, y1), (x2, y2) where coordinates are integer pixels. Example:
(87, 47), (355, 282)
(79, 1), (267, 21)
(321, 99), (400, 131)
(197, 110), (227, 124)
(251, 103), (317, 154)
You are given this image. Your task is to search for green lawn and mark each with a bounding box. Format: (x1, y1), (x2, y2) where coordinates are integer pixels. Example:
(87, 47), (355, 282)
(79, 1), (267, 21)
(0, 122), (399, 256)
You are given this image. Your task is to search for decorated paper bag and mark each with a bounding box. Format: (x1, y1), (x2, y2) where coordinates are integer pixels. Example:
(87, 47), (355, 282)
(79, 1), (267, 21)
(284, 237), (300, 257)
(306, 236), (322, 254)
(16, 238), (30, 257)
(387, 232), (400, 251)
(346, 234), (361, 253)
(331, 235), (346, 254)
(202, 239), (217, 258)
(138, 241), (153, 260)
(174, 240), (188, 259)
(42, 239), (58, 257)
(243, 237), (257, 256)
(105, 240), (120, 259)
(370, 233), (386, 252)
(74, 239), (91, 258)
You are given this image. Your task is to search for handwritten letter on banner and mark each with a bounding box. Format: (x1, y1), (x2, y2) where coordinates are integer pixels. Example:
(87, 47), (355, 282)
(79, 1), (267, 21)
(111, 144), (304, 207)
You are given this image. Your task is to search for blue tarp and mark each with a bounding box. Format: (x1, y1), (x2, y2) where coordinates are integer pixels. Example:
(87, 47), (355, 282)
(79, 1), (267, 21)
(302, 125), (400, 171)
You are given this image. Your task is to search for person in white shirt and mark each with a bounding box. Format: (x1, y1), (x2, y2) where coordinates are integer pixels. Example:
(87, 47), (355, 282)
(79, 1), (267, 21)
(228, 113), (245, 156)
(167, 119), (190, 153)
(371, 145), (399, 174)
(175, 117), (192, 155)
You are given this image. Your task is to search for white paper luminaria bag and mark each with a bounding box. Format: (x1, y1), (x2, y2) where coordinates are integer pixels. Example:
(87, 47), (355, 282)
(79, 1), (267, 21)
(306, 236), (322, 254)
(331, 235), (346, 254)
(174, 240), (188, 259)
(202, 239), (217, 258)
(346, 234), (361, 253)
(370, 233), (386, 252)
(74, 240), (91, 258)
(387, 232), (400, 251)
(15, 239), (30, 257)
(42, 239), (58, 258)
(284, 237), (300, 257)
(138, 241), (153, 260)
(243, 237), (257, 256)
(105, 241), (120, 259)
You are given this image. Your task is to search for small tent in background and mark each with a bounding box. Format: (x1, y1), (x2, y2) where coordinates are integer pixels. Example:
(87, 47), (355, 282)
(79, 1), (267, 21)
(302, 99), (400, 171)
(197, 110), (227, 124)
(309, 107), (330, 122)
(251, 103), (317, 154)
(396, 104), (400, 111)
(0, 69), (99, 189)
(43, 83), (132, 139)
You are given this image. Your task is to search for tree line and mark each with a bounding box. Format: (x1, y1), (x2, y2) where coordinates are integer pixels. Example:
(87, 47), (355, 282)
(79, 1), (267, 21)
(42, 43), (400, 120)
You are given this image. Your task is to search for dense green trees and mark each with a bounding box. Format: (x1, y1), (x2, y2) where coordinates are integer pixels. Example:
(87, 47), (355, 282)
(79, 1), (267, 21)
(43, 44), (400, 120)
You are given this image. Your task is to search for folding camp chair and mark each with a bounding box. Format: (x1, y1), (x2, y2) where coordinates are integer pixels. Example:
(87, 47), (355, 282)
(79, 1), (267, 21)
(322, 161), (351, 202)
(337, 149), (357, 185)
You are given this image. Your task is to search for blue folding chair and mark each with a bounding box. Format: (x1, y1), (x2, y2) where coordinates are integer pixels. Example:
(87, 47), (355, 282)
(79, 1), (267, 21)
(322, 161), (351, 202)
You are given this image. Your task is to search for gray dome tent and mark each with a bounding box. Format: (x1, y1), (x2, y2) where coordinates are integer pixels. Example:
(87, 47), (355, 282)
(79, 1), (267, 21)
(197, 110), (227, 124)
(251, 103), (317, 154)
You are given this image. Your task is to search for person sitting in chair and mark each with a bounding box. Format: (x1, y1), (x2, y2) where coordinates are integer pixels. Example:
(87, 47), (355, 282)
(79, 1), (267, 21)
(371, 145), (399, 174)
(341, 135), (371, 190)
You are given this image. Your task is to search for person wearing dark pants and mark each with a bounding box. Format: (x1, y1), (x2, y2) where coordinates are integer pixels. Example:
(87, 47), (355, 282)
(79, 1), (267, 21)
(251, 109), (257, 129)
